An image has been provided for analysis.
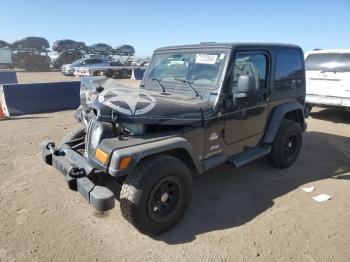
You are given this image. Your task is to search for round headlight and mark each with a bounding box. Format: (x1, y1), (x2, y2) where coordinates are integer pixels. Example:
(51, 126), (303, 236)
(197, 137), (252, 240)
(90, 124), (103, 151)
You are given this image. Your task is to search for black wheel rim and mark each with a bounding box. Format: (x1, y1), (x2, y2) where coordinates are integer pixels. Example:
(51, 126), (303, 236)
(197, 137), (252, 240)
(284, 133), (298, 161)
(148, 176), (182, 223)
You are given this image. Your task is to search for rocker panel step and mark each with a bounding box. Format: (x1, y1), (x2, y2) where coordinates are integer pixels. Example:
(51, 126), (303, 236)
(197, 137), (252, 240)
(228, 145), (271, 168)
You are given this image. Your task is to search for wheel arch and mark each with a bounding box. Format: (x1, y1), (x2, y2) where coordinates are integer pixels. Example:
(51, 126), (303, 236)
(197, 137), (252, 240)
(263, 102), (306, 144)
(108, 137), (204, 177)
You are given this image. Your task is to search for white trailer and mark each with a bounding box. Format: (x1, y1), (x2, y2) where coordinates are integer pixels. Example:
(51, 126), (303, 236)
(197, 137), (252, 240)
(0, 47), (14, 69)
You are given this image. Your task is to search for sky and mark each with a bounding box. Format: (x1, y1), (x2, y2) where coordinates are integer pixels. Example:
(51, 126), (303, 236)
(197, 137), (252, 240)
(1, 0), (349, 57)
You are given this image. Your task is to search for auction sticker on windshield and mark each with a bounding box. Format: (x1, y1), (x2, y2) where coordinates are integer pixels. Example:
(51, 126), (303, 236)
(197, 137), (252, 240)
(196, 54), (218, 64)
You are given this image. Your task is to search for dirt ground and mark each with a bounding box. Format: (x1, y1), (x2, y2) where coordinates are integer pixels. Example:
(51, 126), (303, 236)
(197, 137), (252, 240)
(0, 73), (350, 261)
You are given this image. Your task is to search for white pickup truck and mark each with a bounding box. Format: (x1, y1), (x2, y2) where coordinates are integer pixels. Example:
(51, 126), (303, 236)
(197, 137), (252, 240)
(305, 49), (350, 112)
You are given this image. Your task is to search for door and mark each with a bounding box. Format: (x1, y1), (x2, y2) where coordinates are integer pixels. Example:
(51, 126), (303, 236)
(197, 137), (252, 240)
(224, 51), (270, 145)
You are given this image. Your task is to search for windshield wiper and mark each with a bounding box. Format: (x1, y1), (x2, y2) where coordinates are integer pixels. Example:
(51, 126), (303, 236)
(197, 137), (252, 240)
(151, 77), (166, 92)
(174, 78), (201, 98)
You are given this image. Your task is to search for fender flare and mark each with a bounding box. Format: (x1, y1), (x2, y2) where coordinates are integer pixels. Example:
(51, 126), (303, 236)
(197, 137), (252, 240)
(108, 137), (204, 177)
(263, 102), (305, 144)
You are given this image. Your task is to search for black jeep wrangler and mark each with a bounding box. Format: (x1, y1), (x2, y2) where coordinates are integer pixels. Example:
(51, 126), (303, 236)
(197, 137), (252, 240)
(42, 43), (307, 235)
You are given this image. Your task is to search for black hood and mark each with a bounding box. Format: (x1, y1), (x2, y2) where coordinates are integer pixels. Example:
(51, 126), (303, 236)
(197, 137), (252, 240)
(90, 82), (215, 126)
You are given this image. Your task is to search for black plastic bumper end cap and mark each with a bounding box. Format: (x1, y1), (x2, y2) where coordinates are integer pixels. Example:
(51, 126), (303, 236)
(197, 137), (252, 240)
(90, 186), (115, 212)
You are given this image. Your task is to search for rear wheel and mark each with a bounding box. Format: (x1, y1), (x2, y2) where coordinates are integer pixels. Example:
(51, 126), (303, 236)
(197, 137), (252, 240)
(120, 155), (193, 235)
(267, 119), (302, 168)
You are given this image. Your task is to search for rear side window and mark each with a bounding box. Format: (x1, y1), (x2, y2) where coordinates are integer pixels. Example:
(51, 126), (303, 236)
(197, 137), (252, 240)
(86, 59), (102, 64)
(274, 49), (303, 91)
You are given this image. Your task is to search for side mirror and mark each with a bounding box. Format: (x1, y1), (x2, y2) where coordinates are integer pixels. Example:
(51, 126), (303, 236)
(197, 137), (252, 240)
(232, 75), (256, 105)
(237, 75), (256, 93)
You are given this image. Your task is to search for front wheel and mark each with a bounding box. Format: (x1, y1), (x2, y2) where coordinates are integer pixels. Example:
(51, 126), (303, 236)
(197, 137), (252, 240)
(267, 119), (302, 169)
(61, 126), (86, 144)
(120, 155), (193, 235)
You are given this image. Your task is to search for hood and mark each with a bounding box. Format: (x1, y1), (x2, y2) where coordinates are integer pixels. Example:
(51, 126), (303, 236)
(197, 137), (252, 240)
(89, 79), (214, 126)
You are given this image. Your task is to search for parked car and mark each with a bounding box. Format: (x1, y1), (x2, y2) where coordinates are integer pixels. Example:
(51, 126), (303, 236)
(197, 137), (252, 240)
(88, 43), (113, 54)
(73, 60), (129, 77)
(0, 40), (9, 48)
(305, 49), (350, 113)
(51, 50), (84, 69)
(12, 37), (50, 50)
(61, 57), (111, 75)
(13, 51), (50, 71)
(52, 39), (86, 52)
(114, 45), (135, 55)
(133, 58), (149, 67)
(0, 47), (14, 69)
(42, 42), (307, 235)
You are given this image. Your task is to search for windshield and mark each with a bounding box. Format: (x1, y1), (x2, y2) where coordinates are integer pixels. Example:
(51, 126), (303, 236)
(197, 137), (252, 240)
(306, 53), (350, 72)
(144, 49), (229, 90)
(72, 59), (84, 66)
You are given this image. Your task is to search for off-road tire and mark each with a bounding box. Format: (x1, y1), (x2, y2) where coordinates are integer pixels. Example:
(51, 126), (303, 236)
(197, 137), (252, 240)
(61, 126), (86, 144)
(267, 119), (302, 168)
(120, 155), (193, 235)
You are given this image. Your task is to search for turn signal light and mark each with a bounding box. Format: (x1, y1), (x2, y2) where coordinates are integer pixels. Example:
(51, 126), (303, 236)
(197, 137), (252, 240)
(95, 148), (109, 164)
(119, 156), (132, 170)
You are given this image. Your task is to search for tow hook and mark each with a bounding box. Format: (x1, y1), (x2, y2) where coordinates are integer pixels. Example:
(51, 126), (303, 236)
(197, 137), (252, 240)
(70, 168), (86, 178)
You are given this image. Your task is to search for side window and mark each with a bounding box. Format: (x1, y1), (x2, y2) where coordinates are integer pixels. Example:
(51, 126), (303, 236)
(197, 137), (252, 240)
(232, 52), (267, 94)
(274, 49), (303, 90)
(87, 59), (101, 64)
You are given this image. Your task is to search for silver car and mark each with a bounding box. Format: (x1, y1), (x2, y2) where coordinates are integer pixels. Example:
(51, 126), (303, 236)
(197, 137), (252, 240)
(88, 43), (113, 54)
(61, 58), (109, 75)
(115, 45), (135, 55)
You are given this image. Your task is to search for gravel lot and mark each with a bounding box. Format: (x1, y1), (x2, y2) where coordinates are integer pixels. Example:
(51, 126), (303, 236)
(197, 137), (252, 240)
(0, 73), (349, 261)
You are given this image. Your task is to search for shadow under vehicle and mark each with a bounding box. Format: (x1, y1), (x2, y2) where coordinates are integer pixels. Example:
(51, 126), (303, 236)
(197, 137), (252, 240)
(42, 42), (307, 235)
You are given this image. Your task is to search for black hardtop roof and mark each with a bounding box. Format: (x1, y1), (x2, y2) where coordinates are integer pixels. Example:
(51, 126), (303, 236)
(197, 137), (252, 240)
(155, 42), (302, 51)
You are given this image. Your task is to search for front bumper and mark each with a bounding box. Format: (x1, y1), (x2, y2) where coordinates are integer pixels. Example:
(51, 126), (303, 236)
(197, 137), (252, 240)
(41, 140), (115, 212)
(306, 94), (350, 108)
